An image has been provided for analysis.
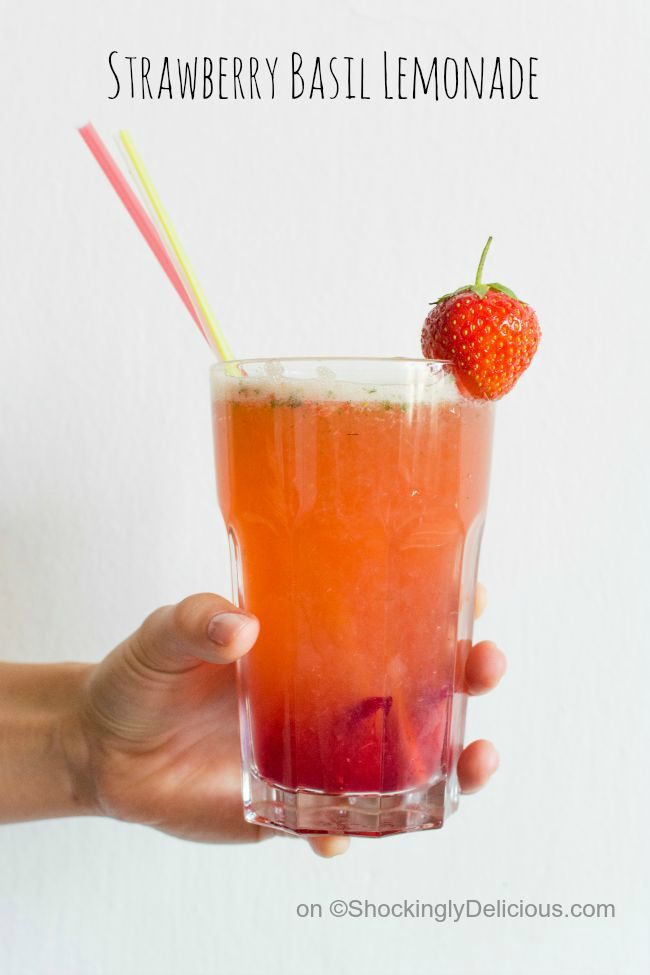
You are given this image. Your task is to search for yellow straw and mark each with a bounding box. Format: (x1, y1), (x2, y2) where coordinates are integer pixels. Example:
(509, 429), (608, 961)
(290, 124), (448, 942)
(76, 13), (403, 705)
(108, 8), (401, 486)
(118, 129), (235, 363)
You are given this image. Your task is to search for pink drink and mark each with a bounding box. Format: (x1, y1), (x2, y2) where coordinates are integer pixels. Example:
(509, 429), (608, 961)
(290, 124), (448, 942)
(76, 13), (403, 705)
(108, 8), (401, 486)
(212, 359), (493, 835)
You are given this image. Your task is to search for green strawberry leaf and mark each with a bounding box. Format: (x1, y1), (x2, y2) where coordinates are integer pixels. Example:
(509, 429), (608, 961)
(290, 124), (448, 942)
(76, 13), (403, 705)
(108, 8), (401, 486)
(432, 282), (525, 305)
(432, 284), (472, 304)
(487, 282), (522, 301)
(472, 284), (490, 298)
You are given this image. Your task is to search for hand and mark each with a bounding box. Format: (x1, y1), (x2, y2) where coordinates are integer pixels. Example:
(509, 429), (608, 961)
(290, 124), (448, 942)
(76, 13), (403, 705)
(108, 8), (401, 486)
(65, 587), (505, 858)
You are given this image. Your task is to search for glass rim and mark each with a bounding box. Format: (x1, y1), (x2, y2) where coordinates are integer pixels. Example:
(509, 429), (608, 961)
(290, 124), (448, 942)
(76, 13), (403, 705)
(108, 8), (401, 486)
(211, 355), (452, 372)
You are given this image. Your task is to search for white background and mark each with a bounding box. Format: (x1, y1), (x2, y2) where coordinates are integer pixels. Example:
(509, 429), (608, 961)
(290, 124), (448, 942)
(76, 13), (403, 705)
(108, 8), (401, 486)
(1, 1), (649, 973)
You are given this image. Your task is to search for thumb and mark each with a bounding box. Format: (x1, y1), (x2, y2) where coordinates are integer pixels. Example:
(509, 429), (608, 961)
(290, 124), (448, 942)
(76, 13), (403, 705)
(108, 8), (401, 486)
(135, 594), (259, 673)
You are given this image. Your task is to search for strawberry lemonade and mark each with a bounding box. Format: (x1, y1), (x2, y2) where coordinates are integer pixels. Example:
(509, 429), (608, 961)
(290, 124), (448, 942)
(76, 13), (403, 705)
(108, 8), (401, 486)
(212, 358), (494, 836)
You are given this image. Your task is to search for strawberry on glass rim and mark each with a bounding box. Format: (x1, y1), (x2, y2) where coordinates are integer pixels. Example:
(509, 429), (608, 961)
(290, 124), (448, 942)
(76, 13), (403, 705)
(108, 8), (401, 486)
(421, 237), (541, 400)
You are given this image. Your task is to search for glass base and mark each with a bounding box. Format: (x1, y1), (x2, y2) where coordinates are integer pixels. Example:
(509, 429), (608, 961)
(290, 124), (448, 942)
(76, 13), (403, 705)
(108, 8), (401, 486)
(243, 768), (459, 837)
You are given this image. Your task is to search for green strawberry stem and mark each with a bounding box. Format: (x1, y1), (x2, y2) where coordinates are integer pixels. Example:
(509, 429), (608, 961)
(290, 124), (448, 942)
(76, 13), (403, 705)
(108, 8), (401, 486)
(432, 235), (523, 305)
(475, 236), (493, 288)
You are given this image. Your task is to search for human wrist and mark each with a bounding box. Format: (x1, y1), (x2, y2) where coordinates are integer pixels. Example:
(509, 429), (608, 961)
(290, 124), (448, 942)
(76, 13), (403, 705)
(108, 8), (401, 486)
(57, 664), (100, 818)
(0, 662), (99, 823)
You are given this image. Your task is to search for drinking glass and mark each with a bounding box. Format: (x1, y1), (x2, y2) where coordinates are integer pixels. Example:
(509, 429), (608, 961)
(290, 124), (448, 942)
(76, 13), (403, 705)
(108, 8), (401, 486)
(211, 357), (494, 836)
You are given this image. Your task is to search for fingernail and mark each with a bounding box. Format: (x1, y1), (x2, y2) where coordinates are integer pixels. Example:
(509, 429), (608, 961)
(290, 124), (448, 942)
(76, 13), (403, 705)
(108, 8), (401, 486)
(311, 836), (351, 858)
(325, 837), (351, 858)
(207, 612), (251, 646)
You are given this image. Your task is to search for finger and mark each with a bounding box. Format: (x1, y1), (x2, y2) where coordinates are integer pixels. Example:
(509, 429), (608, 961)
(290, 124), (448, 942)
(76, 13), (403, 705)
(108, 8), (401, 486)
(457, 739), (500, 794)
(474, 582), (487, 620)
(135, 594), (260, 673)
(466, 641), (507, 696)
(308, 836), (351, 858)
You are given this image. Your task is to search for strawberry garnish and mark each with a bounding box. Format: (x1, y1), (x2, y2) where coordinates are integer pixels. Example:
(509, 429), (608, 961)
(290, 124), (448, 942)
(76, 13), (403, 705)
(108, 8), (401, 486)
(421, 237), (541, 400)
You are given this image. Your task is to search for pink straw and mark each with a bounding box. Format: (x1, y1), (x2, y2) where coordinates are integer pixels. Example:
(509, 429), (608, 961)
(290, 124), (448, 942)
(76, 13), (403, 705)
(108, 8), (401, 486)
(78, 122), (206, 340)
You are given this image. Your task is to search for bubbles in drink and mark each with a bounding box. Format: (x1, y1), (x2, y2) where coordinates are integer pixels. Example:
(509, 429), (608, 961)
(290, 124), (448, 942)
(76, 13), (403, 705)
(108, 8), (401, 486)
(316, 365), (337, 382)
(263, 359), (285, 381)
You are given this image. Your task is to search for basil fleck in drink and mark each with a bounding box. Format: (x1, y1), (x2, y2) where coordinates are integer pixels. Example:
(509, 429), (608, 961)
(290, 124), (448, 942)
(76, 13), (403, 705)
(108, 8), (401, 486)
(212, 358), (493, 836)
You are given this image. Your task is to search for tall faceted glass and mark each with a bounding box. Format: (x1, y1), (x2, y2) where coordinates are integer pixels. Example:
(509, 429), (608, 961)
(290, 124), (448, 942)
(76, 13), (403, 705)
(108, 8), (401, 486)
(211, 358), (493, 836)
